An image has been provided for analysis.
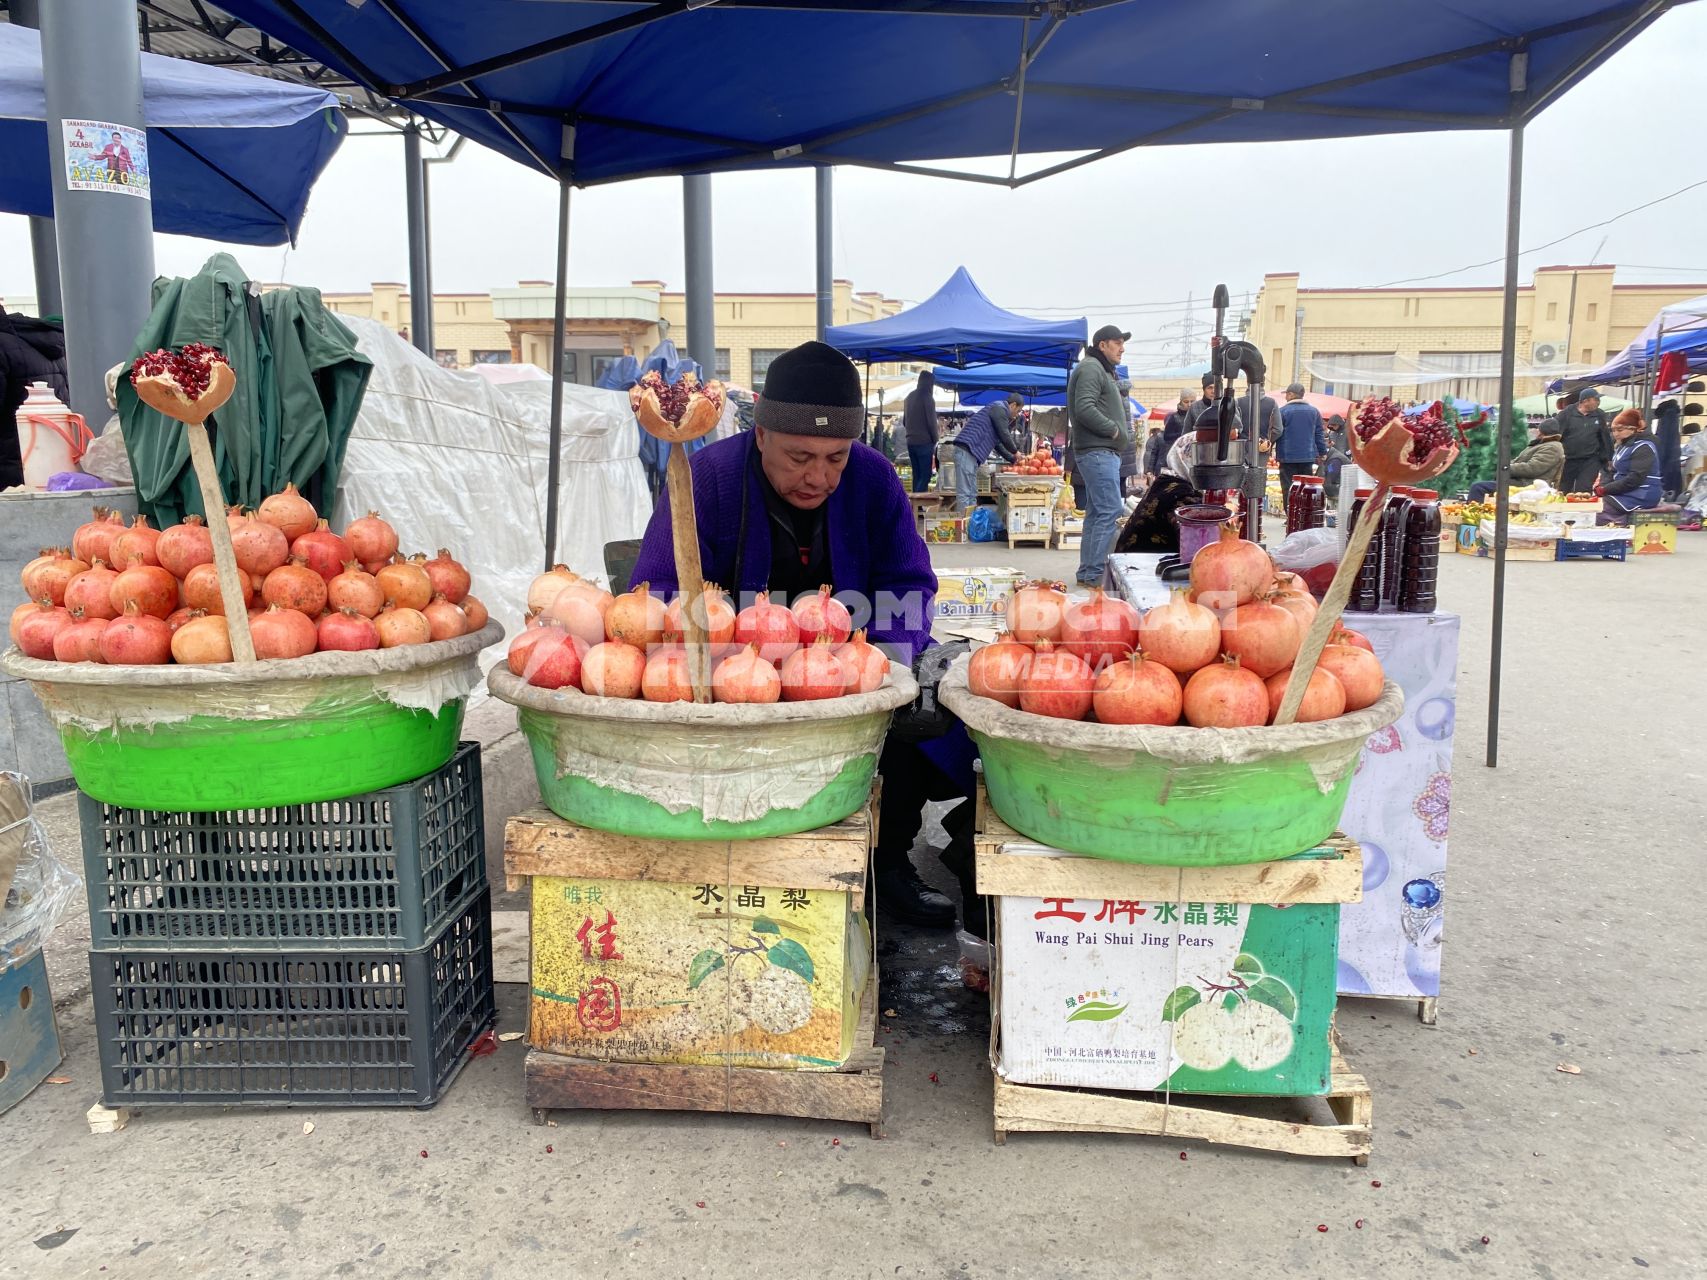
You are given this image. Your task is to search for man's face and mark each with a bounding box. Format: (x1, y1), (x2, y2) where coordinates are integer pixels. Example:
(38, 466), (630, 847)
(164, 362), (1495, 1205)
(755, 426), (850, 510)
(1201, 383), (1215, 401)
(1098, 338), (1125, 362)
(1580, 396), (1599, 413)
(1178, 396), (1190, 412)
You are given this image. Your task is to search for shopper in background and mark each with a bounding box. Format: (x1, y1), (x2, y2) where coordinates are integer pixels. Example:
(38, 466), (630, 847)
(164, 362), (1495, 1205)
(0, 304), (70, 489)
(951, 392), (1019, 512)
(1652, 396), (1684, 500)
(1141, 424), (1167, 486)
(1068, 325), (1134, 585)
(1117, 376), (1141, 496)
(1322, 414), (1351, 500)
(1596, 407), (1662, 524)
(1466, 419), (1564, 502)
(1557, 386), (1613, 493)
(902, 369), (939, 493)
(1163, 391), (1191, 446)
(1185, 371), (1217, 429)
(1272, 383), (1327, 495)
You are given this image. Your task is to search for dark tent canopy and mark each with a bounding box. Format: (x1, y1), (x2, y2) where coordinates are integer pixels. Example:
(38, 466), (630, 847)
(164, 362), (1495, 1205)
(826, 268), (1085, 369)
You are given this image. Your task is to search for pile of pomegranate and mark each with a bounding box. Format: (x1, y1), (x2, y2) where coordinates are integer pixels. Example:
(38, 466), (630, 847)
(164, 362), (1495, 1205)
(10, 491), (484, 667)
(1003, 445), (1063, 477)
(508, 570), (889, 705)
(967, 527), (1386, 728)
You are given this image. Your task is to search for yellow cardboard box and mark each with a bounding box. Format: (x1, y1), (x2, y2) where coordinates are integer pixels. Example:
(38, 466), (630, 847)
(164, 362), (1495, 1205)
(530, 874), (870, 1068)
(1631, 511), (1679, 555)
(934, 566), (1023, 620)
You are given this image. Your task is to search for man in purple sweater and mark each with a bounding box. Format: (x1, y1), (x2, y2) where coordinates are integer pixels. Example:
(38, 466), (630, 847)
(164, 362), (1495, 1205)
(631, 341), (974, 928)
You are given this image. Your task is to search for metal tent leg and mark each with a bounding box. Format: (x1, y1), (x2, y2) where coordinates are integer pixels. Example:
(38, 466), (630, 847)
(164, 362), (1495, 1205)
(542, 174), (572, 571)
(682, 174), (715, 375)
(815, 167), (834, 340)
(1487, 122), (1525, 769)
(404, 122), (434, 356)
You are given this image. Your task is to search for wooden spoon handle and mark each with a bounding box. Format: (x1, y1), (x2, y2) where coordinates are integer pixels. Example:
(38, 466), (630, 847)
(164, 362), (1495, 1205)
(185, 422), (257, 663)
(665, 441), (712, 703)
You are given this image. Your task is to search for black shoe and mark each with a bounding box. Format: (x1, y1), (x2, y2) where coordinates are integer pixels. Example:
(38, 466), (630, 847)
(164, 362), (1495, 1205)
(937, 833), (990, 941)
(873, 859), (956, 929)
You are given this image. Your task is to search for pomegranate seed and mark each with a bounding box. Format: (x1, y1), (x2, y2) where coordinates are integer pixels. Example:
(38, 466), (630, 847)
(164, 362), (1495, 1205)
(1317, 1224), (1328, 1233)
(1370, 1179), (1382, 1188)
(928, 1072), (939, 1084)
(545, 1145), (553, 1154)
(1355, 1220), (1365, 1230)
(1179, 1152), (1188, 1161)
(831, 1138), (841, 1147)
(1481, 1236), (1491, 1245)
(695, 1201), (706, 1209)
(419, 1149), (428, 1158)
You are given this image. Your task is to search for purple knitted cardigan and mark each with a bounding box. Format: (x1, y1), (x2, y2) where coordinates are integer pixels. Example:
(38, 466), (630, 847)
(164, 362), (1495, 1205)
(629, 432), (938, 661)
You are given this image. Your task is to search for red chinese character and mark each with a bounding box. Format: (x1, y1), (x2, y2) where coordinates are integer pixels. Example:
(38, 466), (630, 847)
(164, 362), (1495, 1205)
(576, 910), (624, 961)
(576, 976), (623, 1032)
(1033, 898), (1085, 923)
(1094, 899), (1146, 924)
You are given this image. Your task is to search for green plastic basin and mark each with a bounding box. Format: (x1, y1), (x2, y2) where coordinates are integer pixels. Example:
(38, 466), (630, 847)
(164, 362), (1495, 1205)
(491, 664), (918, 840)
(942, 660), (1403, 866)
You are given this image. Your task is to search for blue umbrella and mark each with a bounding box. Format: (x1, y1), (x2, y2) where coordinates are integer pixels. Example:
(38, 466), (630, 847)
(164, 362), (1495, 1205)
(0, 24), (344, 245)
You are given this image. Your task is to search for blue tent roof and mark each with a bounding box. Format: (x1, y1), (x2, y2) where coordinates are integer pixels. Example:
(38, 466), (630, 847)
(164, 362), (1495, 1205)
(0, 24), (344, 245)
(932, 359), (1131, 406)
(213, 1), (1667, 187)
(1550, 292), (1707, 391)
(826, 269), (1084, 369)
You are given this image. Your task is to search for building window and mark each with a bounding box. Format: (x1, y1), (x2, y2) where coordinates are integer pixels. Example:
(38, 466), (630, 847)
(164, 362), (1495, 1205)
(750, 348), (786, 392)
(472, 349), (511, 364)
(434, 350), (458, 368)
(454, 301), (467, 317)
(1586, 303), (1598, 321)
(559, 351), (580, 382)
(1418, 352), (1502, 403)
(1308, 352), (1396, 402)
(590, 352), (624, 385)
(1273, 304), (1285, 324)
(714, 348), (731, 381)
(1546, 301), (1558, 321)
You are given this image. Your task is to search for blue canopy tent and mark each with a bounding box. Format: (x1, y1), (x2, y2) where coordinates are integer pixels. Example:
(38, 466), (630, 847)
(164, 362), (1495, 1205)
(1550, 292), (1707, 399)
(826, 269), (1084, 370)
(931, 360), (1128, 408)
(213, 0), (1695, 764)
(0, 23), (344, 245)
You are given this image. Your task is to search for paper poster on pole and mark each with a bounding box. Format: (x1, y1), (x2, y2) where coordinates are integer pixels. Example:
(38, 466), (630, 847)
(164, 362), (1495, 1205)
(61, 120), (151, 199)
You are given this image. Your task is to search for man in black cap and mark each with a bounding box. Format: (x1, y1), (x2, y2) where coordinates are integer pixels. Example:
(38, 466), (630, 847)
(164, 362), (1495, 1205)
(1068, 324), (1135, 584)
(632, 341), (975, 930)
(1556, 387), (1613, 493)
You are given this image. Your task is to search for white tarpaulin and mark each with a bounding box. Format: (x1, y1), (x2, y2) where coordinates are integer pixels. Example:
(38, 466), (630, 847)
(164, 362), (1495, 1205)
(1305, 352), (1597, 388)
(333, 317), (653, 685)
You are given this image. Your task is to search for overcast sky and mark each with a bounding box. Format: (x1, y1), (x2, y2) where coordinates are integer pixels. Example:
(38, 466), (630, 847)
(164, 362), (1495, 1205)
(3, 5), (1705, 373)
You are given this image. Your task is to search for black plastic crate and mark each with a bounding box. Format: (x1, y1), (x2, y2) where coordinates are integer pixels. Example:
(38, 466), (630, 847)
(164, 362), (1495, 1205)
(89, 888), (495, 1108)
(80, 742), (485, 951)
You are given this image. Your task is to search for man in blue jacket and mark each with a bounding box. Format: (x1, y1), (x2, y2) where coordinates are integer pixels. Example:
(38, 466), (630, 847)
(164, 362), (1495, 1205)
(951, 394), (1020, 511)
(1272, 383), (1328, 495)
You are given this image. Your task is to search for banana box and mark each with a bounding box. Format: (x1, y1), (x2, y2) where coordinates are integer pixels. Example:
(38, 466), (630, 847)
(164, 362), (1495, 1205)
(934, 566), (1023, 620)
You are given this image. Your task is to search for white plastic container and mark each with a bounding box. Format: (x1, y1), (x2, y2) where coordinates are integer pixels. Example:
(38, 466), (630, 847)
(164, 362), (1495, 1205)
(14, 382), (90, 489)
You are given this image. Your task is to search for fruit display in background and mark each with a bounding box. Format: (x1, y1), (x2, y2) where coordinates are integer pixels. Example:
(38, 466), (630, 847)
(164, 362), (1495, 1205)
(1002, 444), (1063, 477)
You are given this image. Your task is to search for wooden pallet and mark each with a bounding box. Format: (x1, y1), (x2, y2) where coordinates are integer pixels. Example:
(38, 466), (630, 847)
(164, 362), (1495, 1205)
(1007, 531), (1051, 548)
(526, 964), (885, 1136)
(992, 1041), (1372, 1163)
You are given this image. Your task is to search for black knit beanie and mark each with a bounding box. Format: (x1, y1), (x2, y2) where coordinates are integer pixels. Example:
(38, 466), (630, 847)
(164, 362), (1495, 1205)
(754, 340), (864, 439)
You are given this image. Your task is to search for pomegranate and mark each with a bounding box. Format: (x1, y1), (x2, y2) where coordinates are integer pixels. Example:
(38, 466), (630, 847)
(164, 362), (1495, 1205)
(1181, 656), (1268, 728)
(1264, 666), (1347, 724)
(967, 633), (1033, 708)
(230, 515), (290, 577)
(23, 549), (87, 606)
(1005, 580), (1068, 643)
(374, 605), (431, 650)
(629, 369), (725, 444)
(345, 510), (399, 566)
(422, 549), (471, 604)
(262, 558), (329, 615)
(156, 514), (215, 579)
(327, 561), (384, 617)
(712, 645), (782, 704)
(111, 514), (162, 568)
(1317, 644), (1384, 712)
(317, 608), (380, 652)
(544, 585), (609, 647)
(171, 613), (234, 665)
(733, 592), (800, 664)
(1219, 601), (1301, 679)
(1189, 524), (1274, 609)
(251, 603), (318, 659)
(1092, 653), (1183, 726)
(1267, 584), (1319, 633)
(53, 611), (109, 664)
(1061, 590), (1141, 670)
(834, 630), (888, 694)
(182, 562), (251, 615)
(225, 503), (248, 529)
(780, 638), (849, 702)
(376, 558), (433, 611)
(665, 584), (736, 646)
(1018, 640), (1094, 721)
(165, 605), (199, 633)
(1137, 589), (1221, 675)
(791, 585), (853, 646)
(606, 583), (667, 648)
(460, 595), (489, 632)
(1331, 625), (1374, 654)
(64, 561), (120, 620)
(527, 564), (582, 614)
(362, 559), (389, 578)
(109, 564), (178, 619)
(581, 641), (647, 699)
(16, 601), (73, 660)
(291, 520), (351, 584)
(256, 482), (317, 542)
(422, 594), (468, 641)
(510, 626), (584, 689)
(99, 602), (173, 665)
(9, 600), (36, 645)
(641, 642), (694, 703)
(72, 507), (125, 566)
(130, 342), (231, 416)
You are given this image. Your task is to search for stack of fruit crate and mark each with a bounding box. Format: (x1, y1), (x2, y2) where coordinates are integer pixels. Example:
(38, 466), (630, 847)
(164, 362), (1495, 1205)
(80, 743), (495, 1109)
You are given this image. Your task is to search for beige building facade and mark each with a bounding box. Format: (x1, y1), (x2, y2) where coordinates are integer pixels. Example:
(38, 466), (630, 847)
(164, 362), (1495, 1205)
(318, 280), (905, 388)
(1245, 267), (1707, 404)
